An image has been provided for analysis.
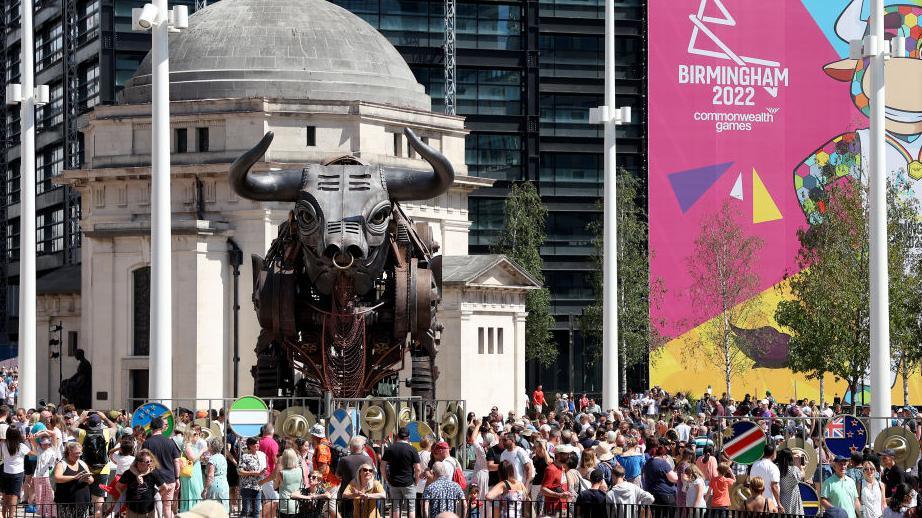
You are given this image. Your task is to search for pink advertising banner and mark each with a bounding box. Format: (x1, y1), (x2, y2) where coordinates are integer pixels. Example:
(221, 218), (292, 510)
(648, 0), (922, 402)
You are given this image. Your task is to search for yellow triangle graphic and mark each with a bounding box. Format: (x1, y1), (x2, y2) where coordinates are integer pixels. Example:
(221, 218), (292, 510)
(752, 168), (783, 224)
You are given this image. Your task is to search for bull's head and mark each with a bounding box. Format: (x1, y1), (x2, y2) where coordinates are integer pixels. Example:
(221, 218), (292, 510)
(229, 128), (454, 295)
(825, 0), (922, 136)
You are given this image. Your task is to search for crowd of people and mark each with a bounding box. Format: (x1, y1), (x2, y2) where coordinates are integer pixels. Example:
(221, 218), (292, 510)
(0, 383), (915, 518)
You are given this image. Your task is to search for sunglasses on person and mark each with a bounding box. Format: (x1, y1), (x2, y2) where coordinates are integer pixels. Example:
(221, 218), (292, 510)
(360, 468), (374, 473)
(864, 467), (876, 472)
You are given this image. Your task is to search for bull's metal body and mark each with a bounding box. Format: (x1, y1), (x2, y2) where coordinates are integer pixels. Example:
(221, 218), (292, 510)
(229, 129), (447, 398)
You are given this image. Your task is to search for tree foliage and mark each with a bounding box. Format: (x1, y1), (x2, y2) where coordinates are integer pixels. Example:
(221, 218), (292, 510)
(582, 169), (666, 372)
(492, 181), (557, 366)
(886, 185), (922, 407)
(775, 179), (922, 410)
(686, 201), (764, 399)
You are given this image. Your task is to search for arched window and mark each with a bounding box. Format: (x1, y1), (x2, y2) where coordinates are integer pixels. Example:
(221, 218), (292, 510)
(132, 266), (150, 356)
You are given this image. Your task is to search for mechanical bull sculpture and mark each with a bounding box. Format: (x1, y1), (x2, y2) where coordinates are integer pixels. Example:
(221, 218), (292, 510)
(229, 128), (448, 398)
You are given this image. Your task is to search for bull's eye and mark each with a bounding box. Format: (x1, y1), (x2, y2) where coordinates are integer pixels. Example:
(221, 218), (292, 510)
(295, 202), (320, 234)
(370, 206), (390, 225)
(367, 202), (391, 234)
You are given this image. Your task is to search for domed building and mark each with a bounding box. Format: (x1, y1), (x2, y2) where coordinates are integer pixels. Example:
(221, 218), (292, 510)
(43, 0), (536, 415)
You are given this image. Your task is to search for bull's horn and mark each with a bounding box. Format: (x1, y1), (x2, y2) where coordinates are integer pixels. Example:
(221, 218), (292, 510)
(228, 132), (302, 202)
(835, 0), (865, 44)
(384, 128), (455, 201)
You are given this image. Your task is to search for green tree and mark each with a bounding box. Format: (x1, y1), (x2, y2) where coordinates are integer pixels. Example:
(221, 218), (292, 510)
(895, 274), (922, 406)
(492, 182), (557, 366)
(885, 186), (922, 406)
(582, 169), (667, 387)
(775, 180), (921, 411)
(686, 201), (763, 399)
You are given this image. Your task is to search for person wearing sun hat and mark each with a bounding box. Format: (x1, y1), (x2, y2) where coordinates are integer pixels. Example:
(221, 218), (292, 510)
(593, 443), (616, 486)
(309, 424), (338, 487)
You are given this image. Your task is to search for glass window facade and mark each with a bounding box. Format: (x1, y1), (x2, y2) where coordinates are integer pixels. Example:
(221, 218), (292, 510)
(457, 3), (522, 50)
(456, 68), (522, 116)
(538, 0), (602, 19)
(115, 55), (146, 91)
(6, 219), (18, 263)
(543, 210), (596, 255)
(410, 67), (445, 112)
(6, 160), (20, 206)
(539, 33), (601, 79)
(35, 22), (64, 74)
(36, 145), (64, 195)
(37, 82), (64, 132)
(465, 133), (522, 181)
(544, 270), (594, 302)
(539, 153), (602, 196)
(83, 62), (100, 108)
(468, 197), (506, 247)
(36, 208), (64, 255)
(330, 0), (522, 50)
(540, 94), (603, 138)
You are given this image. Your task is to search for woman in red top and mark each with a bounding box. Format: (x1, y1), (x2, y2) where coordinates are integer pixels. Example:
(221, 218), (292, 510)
(709, 462), (736, 510)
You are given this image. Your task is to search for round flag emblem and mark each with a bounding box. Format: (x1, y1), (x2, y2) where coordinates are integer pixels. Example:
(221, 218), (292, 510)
(131, 402), (175, 437)
(799, 482), (820, 516)
(327, 408), (354, 450)
(824, 415), (867, 458)
(228, 396), (270, 438)
(721, 421), (766, 465)
(406, 421), (434, 451)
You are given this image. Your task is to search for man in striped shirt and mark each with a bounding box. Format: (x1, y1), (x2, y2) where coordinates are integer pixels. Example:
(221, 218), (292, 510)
(692, 426), (714, 457)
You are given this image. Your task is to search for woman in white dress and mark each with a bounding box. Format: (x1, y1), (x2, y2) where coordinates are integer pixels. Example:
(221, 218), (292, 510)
(861, 460), (885, 518)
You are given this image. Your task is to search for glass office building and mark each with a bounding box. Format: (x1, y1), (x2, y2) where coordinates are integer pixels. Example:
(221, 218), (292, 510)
(0, 0), (200, 349)
(329, 0), (647, 392)
(1, 0), (646, 392)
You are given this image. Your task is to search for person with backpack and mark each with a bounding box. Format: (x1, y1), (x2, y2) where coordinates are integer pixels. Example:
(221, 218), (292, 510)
(142, 417), (181, 518)
(78, 412), (116, 518)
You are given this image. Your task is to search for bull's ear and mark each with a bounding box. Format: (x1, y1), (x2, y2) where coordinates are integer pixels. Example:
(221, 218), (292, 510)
(824, 59), (858, 82)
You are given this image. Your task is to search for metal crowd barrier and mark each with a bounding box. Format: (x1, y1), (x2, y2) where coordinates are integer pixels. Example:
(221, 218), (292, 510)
(123, 396), (468, 444)
(15, 498), (813, 518)
(715, 414), (921, 484)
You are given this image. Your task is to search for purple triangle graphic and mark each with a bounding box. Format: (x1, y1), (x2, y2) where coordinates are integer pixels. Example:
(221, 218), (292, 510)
(668, 162), (734, 213)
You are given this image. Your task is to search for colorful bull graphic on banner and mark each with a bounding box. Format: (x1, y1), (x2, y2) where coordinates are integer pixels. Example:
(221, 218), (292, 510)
(648, 0), (922, 403)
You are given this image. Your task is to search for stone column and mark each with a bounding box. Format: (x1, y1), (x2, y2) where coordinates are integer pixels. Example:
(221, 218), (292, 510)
(514, 310), (528, 415)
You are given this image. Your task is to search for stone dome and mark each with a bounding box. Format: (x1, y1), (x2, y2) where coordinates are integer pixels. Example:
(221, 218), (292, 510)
(120, 0), (431, 110)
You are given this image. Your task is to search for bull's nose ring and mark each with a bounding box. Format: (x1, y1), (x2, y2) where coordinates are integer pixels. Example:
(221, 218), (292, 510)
(332, 254), (354, 270)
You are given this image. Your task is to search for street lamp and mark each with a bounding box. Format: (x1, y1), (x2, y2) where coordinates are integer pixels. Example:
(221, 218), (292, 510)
(5, 0), (50, 410)
(132, 1), (188, 402)
(848, 0), (904, 437)
(588, 0), (631, 410)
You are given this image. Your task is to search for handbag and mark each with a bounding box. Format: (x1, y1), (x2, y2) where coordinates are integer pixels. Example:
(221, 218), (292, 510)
(179, 456), (194, 478)
(452, 466), (468, 490)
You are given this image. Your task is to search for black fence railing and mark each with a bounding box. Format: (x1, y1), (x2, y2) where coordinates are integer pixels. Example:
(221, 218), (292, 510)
(17, 498), (812, 518)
